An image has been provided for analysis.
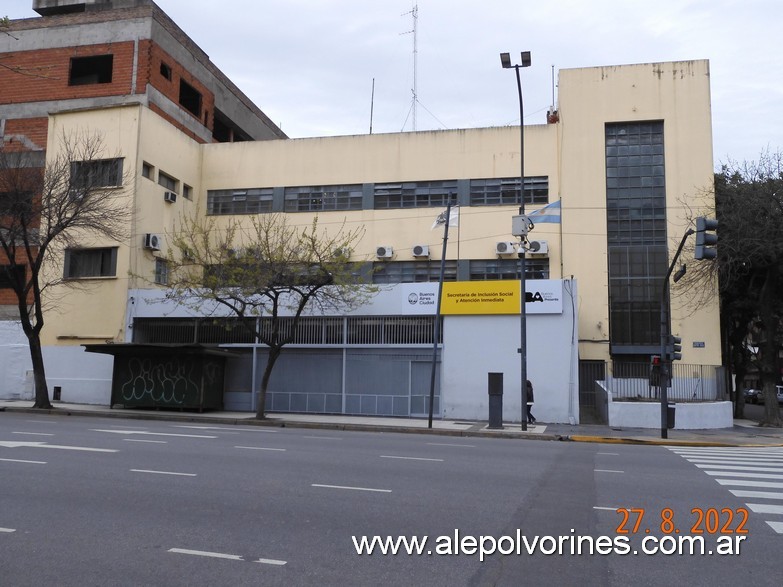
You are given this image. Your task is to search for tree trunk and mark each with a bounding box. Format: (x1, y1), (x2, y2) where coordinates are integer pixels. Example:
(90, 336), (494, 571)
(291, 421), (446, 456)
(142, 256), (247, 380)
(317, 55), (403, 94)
(255, 346), (282, 419)
(758, 267), (782, 427)
(28, 333), (52, 409)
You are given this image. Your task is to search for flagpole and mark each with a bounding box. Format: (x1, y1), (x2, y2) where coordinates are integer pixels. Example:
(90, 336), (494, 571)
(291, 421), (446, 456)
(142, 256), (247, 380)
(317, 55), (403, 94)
(428, 200), (451, 429)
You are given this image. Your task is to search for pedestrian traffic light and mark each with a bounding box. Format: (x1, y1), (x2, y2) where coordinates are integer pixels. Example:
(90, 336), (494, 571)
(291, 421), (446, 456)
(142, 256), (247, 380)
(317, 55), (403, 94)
(695, 217), (718, 260)
(649, 355), (661, 387)
(666, 335), (682, 361)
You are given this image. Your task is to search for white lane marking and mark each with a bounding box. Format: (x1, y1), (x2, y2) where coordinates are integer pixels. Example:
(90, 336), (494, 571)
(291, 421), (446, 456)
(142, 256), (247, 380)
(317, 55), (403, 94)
(682, 456), (783, 464)
(169, 548), (242, 561)
(380, 455), (444, 462)
(25, 420), (55, 424)
(746, 503), (783, 515)
(168, 549), (287, 565)
(256, 558), (287, 566)
(696, 464), (783, 473)
(123, 439), (167, 444)
(427, 442), (476, 448)
(767, 521), (783, 534)
(0, 441), (117, 453)
(12, 432), (54, 436)
(130, 469), (196, 477)
(171, 426), (239, 434)
(234, 446), (286, 452)
(597, 452), (620, 456)
(304, 436), (342, 440)
(0, 528), (16, 533)
(595, 469), (624, 473)
(729, 489), (783, 500)
(705, 470), (783, 480)
(92, 429), (216, 439)
(593, 506), (620, 511)
(0, 458), (47, 464)
(716, 479), (783, 489)
(312, 483), (391, 493)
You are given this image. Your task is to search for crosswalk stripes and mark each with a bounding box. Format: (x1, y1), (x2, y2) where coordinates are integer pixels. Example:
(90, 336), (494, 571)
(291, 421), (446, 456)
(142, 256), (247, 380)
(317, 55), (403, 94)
(668, 446), (783, 534)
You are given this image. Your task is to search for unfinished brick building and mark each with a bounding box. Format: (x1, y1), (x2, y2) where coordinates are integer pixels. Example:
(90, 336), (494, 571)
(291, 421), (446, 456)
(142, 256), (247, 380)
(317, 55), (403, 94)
(0, 0), (286, 318)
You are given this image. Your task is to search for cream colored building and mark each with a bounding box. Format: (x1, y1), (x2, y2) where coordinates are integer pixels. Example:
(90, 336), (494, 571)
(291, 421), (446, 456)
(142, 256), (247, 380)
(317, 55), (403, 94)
(9, 58), (723, 427)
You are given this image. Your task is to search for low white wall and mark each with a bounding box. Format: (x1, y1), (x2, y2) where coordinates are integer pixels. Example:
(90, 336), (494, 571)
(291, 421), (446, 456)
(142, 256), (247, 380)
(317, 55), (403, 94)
(0, 322), (33, 400)
(42, 346), (114, 405)
(608, 400), (733, 429)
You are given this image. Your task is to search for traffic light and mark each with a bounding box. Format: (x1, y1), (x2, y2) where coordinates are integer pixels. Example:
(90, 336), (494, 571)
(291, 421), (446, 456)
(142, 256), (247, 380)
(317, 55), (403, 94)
(649, 355), (662, 387)
(666, 335), (683, 361)
(695, 217), (718, 260)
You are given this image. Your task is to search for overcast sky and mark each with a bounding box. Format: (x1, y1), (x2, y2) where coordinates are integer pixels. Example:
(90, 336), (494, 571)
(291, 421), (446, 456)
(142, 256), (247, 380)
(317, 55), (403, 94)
(6, 0), (781, 165)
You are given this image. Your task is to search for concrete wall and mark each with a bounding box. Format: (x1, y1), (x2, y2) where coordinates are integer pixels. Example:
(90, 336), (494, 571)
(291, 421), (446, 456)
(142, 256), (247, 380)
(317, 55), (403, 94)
(0, 322), (33, 400)
(608, 399), (733, 429)
(441, 280), (579, 424)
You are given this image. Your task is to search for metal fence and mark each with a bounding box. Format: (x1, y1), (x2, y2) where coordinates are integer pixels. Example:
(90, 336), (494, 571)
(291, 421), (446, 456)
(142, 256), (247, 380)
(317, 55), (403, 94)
(580, 361), (726, 404)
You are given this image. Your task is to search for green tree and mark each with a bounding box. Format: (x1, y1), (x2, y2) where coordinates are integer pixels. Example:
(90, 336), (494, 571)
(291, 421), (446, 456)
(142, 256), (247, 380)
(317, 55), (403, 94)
(0, 133), (131, 408)
(163, 213), (374, 419)
(692, 150), (783, 426)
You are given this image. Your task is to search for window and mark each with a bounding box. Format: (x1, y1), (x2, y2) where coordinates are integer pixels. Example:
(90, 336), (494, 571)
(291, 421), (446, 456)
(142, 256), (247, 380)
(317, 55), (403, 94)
(284, 185), (363, 212)
(64, 248), (118, 279)
(374, 180), (457, 209)
(160, 62), (172, 81)
(469, 259), (549, 280)
(208, 188), (273, 215)
(154, 258), (169, 285)
(70, 158), (123, 189)
(372, 261), (458, 284)
(69, 54), (113, 85)
(470, 177), (548, 206)
(183, 184), (193, 200)
(157, 171), (178, 193)
(605, 122), (667, 347)
(0, 264), (25, 289)
(142, 162), (154, 180)
(179, 79), (202, 117)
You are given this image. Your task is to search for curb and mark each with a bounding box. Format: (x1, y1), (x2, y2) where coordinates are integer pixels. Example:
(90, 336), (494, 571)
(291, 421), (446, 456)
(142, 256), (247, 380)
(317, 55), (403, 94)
(567, 435), (783, 448)
(0, 405), (566, 442)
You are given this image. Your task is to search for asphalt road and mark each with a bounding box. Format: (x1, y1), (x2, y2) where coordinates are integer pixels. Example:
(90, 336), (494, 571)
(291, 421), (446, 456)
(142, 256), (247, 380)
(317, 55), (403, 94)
(1, 412), (782, 586)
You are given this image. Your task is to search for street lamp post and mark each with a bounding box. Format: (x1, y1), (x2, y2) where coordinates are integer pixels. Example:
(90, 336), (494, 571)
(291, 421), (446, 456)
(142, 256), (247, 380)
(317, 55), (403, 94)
(501, 51), (532, 431)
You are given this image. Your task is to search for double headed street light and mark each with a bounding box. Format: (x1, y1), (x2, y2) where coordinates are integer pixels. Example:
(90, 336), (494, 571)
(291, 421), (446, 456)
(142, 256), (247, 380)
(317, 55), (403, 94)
(500, 51), (532, 431)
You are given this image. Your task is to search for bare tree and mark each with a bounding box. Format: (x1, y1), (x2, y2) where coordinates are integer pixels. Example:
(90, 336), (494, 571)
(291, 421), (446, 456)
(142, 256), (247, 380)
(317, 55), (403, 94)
(0, 132), (131, 408)
(163, 213), (374, 419)
(680, 150), (783, 426)
(1, 16), (56, 79)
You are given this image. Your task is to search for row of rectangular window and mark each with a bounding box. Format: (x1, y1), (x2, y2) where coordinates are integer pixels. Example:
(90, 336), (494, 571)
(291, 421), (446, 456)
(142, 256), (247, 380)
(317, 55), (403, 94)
(207, 176), (549, 215)
(59, 249), (549, 284)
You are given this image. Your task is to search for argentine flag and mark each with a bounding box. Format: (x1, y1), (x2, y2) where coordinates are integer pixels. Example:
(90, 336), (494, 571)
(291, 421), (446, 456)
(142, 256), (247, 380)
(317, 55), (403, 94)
(527, 200), (561, 224)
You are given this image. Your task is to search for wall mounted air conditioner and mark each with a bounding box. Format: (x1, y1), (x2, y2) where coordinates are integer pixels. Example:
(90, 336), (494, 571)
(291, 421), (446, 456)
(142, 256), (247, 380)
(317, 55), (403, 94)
(495, 241), (517, 255)
(412, 244), (430, 258)
(143, 233), (161, 251)
(163, 191), (177, 203)
(527, 240), (549, 255)
(376, 245), (394, 259)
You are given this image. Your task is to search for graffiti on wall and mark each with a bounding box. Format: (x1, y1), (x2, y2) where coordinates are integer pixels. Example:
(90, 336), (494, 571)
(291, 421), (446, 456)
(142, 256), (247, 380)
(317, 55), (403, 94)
(118, 357), (219, 405)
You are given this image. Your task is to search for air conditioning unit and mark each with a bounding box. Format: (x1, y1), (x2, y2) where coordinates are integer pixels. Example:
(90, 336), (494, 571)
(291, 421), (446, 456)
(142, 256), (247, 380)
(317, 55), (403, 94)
(143, 233), (161, 251)
(333, 247), (352, 259)
(527, 240), (549, 255)
(163, 191), (177, 203)
(412, 244), (430, 258)
(495, 241), (517, 255)
(376, 245), (394, 259)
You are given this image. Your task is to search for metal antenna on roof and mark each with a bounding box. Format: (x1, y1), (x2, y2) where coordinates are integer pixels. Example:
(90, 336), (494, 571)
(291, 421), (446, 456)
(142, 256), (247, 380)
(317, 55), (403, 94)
(400, 3), (418, 131)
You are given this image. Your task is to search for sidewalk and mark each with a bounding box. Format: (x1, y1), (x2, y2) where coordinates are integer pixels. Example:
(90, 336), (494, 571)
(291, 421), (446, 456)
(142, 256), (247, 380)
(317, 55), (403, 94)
(2, 399), (783, 447)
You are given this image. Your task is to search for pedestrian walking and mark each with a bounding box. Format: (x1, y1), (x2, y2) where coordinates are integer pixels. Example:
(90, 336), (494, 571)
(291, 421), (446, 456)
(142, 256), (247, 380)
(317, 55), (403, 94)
(526, 379), (536, 424)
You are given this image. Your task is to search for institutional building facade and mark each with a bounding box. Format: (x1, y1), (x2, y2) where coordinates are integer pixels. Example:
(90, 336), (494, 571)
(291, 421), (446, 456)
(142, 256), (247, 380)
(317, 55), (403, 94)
(0, 1), (723, 426)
